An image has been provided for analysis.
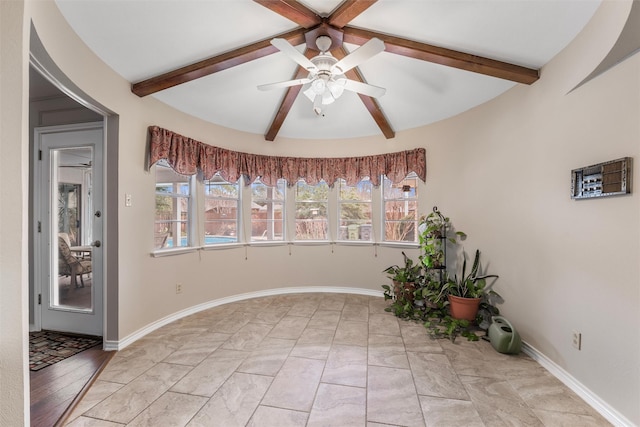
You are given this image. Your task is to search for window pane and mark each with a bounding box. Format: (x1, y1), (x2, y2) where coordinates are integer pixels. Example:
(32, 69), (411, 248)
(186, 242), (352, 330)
(338, 178), (372, 241)
(204, 173), (239, 244)
(295, 180), (328, 240)
(251, 179), (285, 241)
(155, 161), (191, 249)
(383, 173), (418, 242)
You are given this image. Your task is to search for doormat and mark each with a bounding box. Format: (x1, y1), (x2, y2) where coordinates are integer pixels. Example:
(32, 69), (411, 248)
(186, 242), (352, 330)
(29, 330), (102, 371)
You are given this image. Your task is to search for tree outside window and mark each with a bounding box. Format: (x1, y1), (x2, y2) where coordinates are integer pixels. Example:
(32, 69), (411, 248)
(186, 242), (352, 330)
(295, 180), (329, 240)
(204, 173), (240, 244)
(383, 173), (419, 242)
(338, 178), (372, 241)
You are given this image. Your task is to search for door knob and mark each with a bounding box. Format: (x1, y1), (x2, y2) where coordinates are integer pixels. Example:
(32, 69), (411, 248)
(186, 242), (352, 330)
(91, 240), (101, 248)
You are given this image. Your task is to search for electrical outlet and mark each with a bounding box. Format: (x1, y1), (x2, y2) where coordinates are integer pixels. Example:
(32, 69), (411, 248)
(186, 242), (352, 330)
(572, 330), (582, 350)
(176, 283), (183, 294)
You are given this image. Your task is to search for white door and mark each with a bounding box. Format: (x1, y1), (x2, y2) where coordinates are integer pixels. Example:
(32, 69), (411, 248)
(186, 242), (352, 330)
(35, 122), (103, 336)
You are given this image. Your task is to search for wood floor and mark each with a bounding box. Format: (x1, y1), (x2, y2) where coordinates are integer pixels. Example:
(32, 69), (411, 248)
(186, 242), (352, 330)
(30, 344), (113, 427)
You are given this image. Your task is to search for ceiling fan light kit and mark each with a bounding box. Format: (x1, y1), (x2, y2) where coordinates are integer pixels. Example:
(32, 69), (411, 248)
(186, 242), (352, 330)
(259, 35), (387, 117)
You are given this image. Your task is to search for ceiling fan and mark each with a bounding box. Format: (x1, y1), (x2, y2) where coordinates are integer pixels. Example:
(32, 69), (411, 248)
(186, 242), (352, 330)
(131, 0), (539, 141)
(258, 35), (386, 117)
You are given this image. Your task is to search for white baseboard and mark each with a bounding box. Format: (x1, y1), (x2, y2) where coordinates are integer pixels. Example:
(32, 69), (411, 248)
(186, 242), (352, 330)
(521, 341), (635, 427)
(110, 286), (383, 352)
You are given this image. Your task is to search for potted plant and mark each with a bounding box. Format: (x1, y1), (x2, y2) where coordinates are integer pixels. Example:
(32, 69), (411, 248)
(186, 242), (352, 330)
(445, 249), (499, 322)
(380, 208), (505, 342)
(382, 251), (422, 304)
(415, 207), (466, 310)
(418, 207), (466, 270)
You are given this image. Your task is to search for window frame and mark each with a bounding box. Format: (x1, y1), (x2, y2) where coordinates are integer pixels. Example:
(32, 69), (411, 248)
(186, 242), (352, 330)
(382, 172), (420, 244)
(202, 173), (241, 246)
(250, 178), (286, 243)
(154, 160), (195, 251)
(153, 167), (422, 254)
(294, 179), (330, 242)
(337, 177), (373, 242)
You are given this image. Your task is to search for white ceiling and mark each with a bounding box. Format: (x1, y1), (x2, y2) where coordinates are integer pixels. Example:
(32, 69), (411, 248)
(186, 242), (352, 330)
(54, 0), (601, 140)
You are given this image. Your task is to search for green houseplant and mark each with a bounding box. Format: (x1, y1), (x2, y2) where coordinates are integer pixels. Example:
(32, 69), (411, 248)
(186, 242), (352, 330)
(445, 249), (499, 323)
(416, 207), (465, 307)
(382, 252), (421, 299)
(418, 208), (466, 270)
(380, 208), (504, 342)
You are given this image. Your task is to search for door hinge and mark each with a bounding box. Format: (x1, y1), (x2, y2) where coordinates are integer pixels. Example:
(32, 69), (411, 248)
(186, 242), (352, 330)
(38, 294), (42, 305)
(38, 221), (42, 233)
(38, 150), (42, 161)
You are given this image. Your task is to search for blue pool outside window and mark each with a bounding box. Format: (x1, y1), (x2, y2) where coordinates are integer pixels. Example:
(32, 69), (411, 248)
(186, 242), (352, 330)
(204, 173), (240, 245)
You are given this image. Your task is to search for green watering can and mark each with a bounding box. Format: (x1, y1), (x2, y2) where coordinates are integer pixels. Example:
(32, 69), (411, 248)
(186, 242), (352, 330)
(488, 316), (522, 354)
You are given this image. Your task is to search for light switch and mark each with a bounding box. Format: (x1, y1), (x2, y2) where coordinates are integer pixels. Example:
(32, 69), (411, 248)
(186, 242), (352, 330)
(125, 193), (132, 207)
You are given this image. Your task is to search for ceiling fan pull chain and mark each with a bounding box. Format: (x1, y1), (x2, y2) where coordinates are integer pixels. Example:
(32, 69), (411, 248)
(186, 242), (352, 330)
(313, 94), (324, 116)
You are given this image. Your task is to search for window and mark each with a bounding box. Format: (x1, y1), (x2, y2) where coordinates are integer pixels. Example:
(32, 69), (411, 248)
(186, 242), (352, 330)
(338, 178), (373, 241)
(383, 173), (419, 242)
(251, 179), (286, 242)
(154, 164), (422, 249)
(155, 160), (192, 249)
(295, 180), (329, 240)
(203, 173), (240, 245)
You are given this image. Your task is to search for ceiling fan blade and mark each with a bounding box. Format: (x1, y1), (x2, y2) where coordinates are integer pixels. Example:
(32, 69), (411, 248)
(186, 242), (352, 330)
(258, 77), (312, 91)
(341, 79), (386, 98)
(271, 38), (318, 72)
(331, 37), (385, 74)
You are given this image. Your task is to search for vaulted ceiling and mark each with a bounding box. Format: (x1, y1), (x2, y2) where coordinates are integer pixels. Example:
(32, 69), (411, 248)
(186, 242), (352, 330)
(55, 0), (600, 141)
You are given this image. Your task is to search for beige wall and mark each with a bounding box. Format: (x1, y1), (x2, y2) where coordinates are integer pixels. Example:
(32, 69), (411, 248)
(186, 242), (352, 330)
(0, 1), (30, 425)
(0, 0), (633, 424)
(418, 2), (639, 423)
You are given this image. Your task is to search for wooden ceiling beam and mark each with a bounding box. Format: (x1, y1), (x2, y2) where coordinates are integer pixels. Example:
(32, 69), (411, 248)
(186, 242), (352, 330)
(253, 0), (322, 28)
(132, 28), (307, 97)
(342, 26), (539, 85)
(328, 0), (378, 28)
(264, 50), (316, 141)
(333, 47), (395, 139)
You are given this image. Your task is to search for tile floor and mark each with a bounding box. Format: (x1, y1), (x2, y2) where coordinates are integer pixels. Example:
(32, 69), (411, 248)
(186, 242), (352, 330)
(65, 293), (611, 426)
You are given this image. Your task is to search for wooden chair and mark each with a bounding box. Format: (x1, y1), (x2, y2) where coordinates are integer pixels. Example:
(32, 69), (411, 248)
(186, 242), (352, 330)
(58, 236), (92, 288)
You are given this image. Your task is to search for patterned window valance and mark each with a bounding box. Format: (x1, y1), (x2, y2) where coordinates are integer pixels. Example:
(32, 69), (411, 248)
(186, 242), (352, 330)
(148, 125), (426, 187)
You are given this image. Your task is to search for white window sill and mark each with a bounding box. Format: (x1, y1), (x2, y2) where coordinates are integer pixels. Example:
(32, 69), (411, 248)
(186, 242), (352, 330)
(335, 240), (375, 246)
(151, 247), (199, 257)
(377, 241), (420, 250)
(201, 242), (244, 251)
(291, 240), (331, 246)
(248, 241), (288, 248)
(150, 240), (419, 256)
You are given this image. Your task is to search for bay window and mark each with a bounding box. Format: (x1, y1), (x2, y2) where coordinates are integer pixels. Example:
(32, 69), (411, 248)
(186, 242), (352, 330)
(154, 168), (420, 251)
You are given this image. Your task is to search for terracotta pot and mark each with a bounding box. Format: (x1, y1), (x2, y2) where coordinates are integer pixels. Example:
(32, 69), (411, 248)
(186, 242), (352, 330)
(393, 281), (415, 302)
(448, 295), (481, 321)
